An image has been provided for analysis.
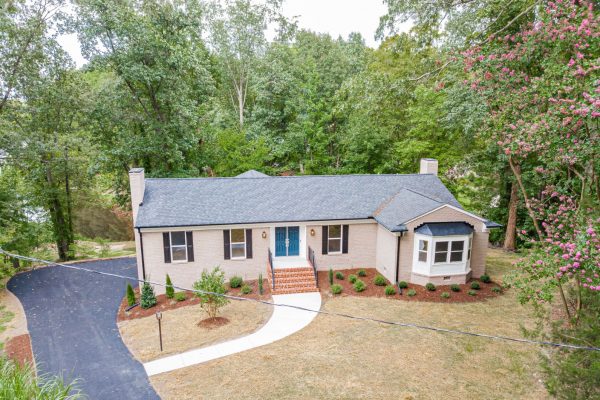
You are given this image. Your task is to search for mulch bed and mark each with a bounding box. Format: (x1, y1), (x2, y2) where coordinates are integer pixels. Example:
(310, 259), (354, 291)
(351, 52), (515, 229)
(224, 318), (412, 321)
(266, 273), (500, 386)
(4, 334), (34, 367)
(197, 317), (230, 329)
(117, 278), (272, 322)
(318, 268), (505, 303)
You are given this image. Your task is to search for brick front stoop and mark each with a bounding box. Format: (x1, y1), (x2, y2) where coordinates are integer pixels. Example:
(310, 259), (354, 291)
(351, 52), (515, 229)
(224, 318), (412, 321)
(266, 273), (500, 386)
(270, 266), (319, 295)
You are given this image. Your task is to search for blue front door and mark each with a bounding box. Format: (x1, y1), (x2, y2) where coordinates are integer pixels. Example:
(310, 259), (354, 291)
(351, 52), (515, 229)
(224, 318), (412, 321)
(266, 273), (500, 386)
(274, 226), (300, 257)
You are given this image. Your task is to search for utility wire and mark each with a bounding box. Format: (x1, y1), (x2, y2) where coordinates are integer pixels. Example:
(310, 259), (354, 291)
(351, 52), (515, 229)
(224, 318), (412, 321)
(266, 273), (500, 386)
(2, 248), (600, 352)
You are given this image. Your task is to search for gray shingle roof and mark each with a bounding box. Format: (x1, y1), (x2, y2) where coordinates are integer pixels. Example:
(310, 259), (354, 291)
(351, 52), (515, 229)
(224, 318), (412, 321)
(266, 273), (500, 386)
(135, 173), (463, 230)
(235, 170), (269, 178)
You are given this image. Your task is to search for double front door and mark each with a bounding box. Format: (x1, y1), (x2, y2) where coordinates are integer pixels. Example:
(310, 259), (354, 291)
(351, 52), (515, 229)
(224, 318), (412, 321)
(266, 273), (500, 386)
(275, 226), (300, 257)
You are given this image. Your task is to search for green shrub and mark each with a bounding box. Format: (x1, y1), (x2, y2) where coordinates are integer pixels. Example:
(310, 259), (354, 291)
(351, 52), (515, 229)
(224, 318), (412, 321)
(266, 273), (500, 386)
(468, 290), (477, 296)
(480, 274), (491, 283)
(470, 281), (481, 290)
(258, 273), (264, 295)
(193, 267), (229, 318)
(126, 283), (136, 306)
(398, 281), (408, 289)
(331, 284), (343, 295)
(174, 292), (187, 302)
(335, 271), (344, 280)
(240, 284), (252, 294)
(353, 279), (367, 292)
(373, 275), (386, 286)
(441, 292), (450, 299)
(385, 285), (396, 296)
(230, 276), (243, 288)
(450, 284), (461, 292)
(140, 281), (157, 309)
(348, 274), (357, 284)
(165, 274), (175, 299)
(425, 282), (436, 291)
(407, 289), (417, 297)
(492, 286), (502, 294)
(357, 269), (367, 277)
(328, 268), (334, 285)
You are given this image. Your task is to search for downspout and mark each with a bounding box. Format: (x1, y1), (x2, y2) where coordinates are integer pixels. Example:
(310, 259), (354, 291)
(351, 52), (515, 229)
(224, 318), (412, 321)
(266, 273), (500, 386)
(395, 232), (402, 284)
(137, 227), (146, 281)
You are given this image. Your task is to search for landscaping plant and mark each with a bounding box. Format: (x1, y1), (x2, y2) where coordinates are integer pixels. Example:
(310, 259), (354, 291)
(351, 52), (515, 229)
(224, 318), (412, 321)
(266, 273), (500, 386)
(174, 292), (187, 302)
(480, 274), (491, 284)
(331, 284), (342, 295)
(407, 289), (417, 297)
(398, 281), (408, 289)
(384, 285), (396, 296)
(241, 284), (252, 295)
(353, 279), (366, 292)
(335, 271), (344, 280)
(425, 283), (436, 291)
(468, 290), (476, 296)
(441, 292), (450, 299)
(165, 274), (175, 299)
(258, 273), (263, 295)
(348, 274), (357, 284)
(140, 281), (157, 309)
(328, 268), (333, 285)
(373, 274), (386, 286)
(450, 284), (461, 292)
(357, 269), (367, 277)
(470, 281), (481, 290)
(193, 267), (229, 319)
(126, 283), (136, 306)
(229, 275), (243, 288)
(491, 287), (501, 294)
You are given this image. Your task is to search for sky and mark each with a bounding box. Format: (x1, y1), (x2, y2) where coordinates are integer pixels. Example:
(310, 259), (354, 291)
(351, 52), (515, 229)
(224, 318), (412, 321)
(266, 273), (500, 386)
(57, 0), (409, 68)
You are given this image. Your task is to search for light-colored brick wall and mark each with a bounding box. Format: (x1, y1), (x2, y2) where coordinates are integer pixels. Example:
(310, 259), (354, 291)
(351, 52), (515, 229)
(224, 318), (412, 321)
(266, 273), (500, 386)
(306, 223), (378, 270)
(139, 228), (270, 295)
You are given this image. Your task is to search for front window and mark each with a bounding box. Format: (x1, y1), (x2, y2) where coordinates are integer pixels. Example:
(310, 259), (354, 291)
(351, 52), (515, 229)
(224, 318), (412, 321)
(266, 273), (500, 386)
(450, 241), (464, 262)
(170, 232), (188, 262)
(230, 229), (246, 259)
(434, 241), (448, 263)
(328, 225), (342, 253)
(434, 240), (465, 264)
(418, 239), (428, 262)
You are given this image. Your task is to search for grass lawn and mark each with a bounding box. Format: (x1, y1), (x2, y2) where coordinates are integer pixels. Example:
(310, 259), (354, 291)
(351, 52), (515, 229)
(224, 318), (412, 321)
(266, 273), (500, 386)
(150, 248), (548, 399)
(119, 300), (272, 362)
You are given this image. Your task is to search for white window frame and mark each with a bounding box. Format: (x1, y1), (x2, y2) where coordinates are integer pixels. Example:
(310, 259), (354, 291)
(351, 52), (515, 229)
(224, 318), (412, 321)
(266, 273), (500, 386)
(327, 225), (342, 254)
(433, 239), (466, 264)
(467, 237), (472, 260)
(230, 229), (247, 260)
(418, 239), (429, 263)
(170, 231), (188, 263)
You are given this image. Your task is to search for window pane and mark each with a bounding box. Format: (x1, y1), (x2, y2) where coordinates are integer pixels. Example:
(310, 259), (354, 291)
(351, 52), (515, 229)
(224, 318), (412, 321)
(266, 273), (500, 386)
(328, 225), (341, 239)
(434, 252), (447, 263)
(328, 238), (341, 253)
(172, 246), (187, 261)
(450, 251), (463, 262)
(171, 231), (186, 246)
(451, 241), (464, 251)
(435, 241), (448, 252)
(418, 251), (427, 262)
(231, 229), (245, 243)
(231, 243), (245, 258)
(419, 240), (428, 251)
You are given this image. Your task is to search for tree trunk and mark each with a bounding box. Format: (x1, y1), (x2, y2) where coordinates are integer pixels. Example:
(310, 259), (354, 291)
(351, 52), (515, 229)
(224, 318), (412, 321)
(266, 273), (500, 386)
(503, 181), (518, 250)
(508, 157), (543, 240)
(45, 165), (71, 261)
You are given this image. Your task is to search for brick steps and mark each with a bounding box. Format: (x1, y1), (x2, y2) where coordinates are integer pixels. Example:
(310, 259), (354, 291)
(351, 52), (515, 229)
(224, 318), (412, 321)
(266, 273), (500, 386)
(269, 265), (318, 295)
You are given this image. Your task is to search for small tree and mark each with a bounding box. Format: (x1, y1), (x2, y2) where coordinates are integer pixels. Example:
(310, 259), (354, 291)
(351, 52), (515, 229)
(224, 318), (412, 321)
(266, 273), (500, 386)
(126, 283), (136, 306)
(258, 273), (264, 295)
(328, 268), (334, 285)
(165, 274), (175, 299)
(193, 267), (229, 319)
(140, 282), (157, 309)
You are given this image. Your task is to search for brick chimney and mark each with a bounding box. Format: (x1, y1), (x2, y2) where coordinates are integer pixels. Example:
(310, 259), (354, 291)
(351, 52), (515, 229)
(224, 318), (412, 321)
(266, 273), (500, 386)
(129, 168), (145, 221)
(419, 158), (438, 175)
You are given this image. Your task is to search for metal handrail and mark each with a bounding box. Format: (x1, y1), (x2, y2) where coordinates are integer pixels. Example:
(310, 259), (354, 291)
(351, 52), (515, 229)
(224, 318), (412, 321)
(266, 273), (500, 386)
(268, 248), (275, 290)
(308, 246), (318, 287)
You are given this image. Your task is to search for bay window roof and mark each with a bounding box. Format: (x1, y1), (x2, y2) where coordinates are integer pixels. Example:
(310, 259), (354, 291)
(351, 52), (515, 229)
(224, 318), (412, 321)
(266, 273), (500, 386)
(415, 222), (474, 236)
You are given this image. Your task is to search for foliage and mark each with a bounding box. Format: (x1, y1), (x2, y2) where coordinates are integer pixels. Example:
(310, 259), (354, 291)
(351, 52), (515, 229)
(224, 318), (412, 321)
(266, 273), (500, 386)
(353, 279), (366, 292)
(165, 274), (175, 299)
(240, 284), (252, 295)
(468, 290), (477, 296)
(140, 282), (157, 309)
(258, 273), (263, 295)
(470, 282), (481, 290)
(425, 283), (436, 291)
(0, 356), (82, 400)
(126, 283), (136, 306)
(357, 269), (367, 277)
(480, 274), (491, 284)
(373, 275), (386, 286)
(441, 292), (450, 299)
(492, 287), (502, 294)
(385, 285), (396, 296)
(398, 281), (408, 289)
(348, 274), (357, 284)
(193, 267), (229, 319)
(229, 276), (243, 289)
(407, 289), (417, 297)
(328, 268), (334, 285)
(174, 292), (187, 302)
(331, 284), (342, 295)
(335, 272), (344, 280)
(450, 284), (461, 292)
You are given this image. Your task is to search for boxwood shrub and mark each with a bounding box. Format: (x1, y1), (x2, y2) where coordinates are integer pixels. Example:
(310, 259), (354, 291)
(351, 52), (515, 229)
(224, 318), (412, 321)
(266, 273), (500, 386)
(441, 292), (450, 299)
(450, 284), (461, 292)
(492, 286), (502, 294)
(425, 282), (436, 291)
(468, 289), (477, 296)
(385, 285), (396, 296)
(480, 274), (491, 283)
(331, 284), (343, 295)
(353, 279), (366, 292)
(230, 276), (243, 288)
(470, 281), (481, 290)
(407, 289), (417, 297)
(398, 281), (409, 289)
(373, 275), (386, 286)
(357, 269), (367, 277)
(348, 274), (358, 284)
(335, 271), (344, 280)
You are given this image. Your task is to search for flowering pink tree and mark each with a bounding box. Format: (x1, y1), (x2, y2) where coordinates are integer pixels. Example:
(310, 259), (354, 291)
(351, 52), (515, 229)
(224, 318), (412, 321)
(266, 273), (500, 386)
(463, 0), (599, 322)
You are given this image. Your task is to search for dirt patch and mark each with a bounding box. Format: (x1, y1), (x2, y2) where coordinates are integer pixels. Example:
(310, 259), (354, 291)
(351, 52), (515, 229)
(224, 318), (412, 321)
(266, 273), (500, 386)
(4, 334), (34, 367)
(198, 317), (229, 329)
(318, 268), (504, 302)
(119, 297), (273, 362)
(118, 278), (271, 322)
(0, 285), (27, 345)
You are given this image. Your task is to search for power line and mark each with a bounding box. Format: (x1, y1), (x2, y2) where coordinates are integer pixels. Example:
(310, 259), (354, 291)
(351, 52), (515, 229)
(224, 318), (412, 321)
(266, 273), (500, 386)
(2, 248), (599, 352)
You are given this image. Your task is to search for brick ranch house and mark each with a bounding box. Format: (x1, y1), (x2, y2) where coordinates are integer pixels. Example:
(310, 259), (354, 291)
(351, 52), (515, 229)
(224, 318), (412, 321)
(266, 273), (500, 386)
(129, 159), (501, 294)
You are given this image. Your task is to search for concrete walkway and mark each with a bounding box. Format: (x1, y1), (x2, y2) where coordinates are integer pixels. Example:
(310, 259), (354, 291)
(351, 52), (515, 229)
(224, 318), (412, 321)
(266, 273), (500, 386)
(144, 292), (322, 376)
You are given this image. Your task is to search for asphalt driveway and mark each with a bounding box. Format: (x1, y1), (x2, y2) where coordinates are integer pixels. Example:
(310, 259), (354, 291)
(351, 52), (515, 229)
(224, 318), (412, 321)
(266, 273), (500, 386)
(7, 257), (159, 400)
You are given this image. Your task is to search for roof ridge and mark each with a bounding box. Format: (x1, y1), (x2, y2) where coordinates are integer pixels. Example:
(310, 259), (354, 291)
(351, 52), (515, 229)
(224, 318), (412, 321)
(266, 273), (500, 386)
(400, 186), (446, 205)
(145, 173), (436, 181)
